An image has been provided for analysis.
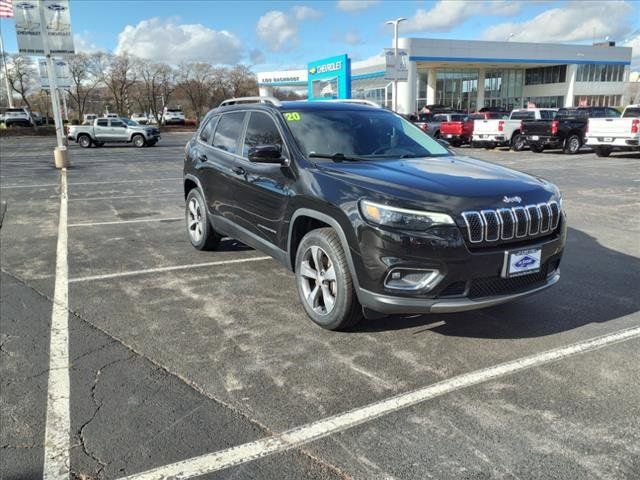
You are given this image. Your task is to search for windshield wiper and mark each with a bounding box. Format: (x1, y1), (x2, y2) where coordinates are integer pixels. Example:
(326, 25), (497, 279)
(308, 152), (368, 162)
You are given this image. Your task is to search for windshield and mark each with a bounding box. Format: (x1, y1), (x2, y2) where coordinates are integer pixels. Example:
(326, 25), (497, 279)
(283, 109), (449, 159)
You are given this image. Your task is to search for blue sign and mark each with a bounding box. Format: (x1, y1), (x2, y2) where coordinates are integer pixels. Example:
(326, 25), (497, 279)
(307, 54), (351, 101)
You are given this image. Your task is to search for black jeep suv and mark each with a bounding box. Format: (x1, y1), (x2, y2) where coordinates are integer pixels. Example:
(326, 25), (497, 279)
(183, 97), (566, 330)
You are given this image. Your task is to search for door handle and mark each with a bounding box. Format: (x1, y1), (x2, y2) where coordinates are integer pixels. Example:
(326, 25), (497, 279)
(197, 154), (207, 162)
(232, 166), (246, 176)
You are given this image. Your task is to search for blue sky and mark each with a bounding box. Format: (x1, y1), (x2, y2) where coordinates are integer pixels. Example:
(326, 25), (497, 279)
(1, 0), (639, 70)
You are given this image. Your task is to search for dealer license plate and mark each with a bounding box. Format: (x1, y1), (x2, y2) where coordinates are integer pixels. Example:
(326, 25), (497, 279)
(503, 248), (542, 278)
(530, 135), (539, 141)
(446, 134), (453, 138)
(603, 137), (613, 142)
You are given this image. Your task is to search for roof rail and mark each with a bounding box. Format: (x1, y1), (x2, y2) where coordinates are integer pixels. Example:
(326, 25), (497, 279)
(219, 96), (282, 107)
(324, 99), (382, 108)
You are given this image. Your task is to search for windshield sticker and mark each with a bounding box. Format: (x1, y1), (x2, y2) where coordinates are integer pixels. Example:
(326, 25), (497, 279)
(284, 112), (301, 121)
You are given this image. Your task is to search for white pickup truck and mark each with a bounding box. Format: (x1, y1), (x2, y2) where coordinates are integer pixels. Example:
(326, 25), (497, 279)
(67, 117), (160, 148)
(472, 108), (557, 150)
(586, 104), (640, 157)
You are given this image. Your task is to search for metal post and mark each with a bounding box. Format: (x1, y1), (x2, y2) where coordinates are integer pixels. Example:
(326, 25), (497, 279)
(60, 88), (68, 121)
(0, 32), (14, 108)
(385, 17), (405, 113)
(38, 1), (68, 167)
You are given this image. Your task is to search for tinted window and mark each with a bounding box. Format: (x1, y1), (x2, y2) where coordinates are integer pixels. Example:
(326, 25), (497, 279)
(433, 114), (448, 122)
(212, 112), (245, 153)
(510, 111), (535, 120)
(242, 112), (284, 157)
(540, 110), (557, 120)
(110, 119), (124, 127)
(198, 116), (217, 143)
(451, 114), (466, 121)
(282, 109), (449, 158)
(622, 107), (640, 118)
(605, 108), (621, 118)
(96, 119), (108, 127)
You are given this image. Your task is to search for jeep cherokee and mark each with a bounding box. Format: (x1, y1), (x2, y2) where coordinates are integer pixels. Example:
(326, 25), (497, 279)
(183, 97), (566, 330)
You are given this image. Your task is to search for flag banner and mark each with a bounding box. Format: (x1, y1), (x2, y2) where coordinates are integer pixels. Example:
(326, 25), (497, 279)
(384, 48), (408, 81)
(0, 0), (13, 18)
(38, 57), (71, 88)
(13, 0), (75, 55)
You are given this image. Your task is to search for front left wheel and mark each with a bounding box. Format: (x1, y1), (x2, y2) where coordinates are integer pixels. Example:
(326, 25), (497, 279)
(295, 228), (363, 330)
(132, 134), (146, 148)
(185, 189), (221, 250)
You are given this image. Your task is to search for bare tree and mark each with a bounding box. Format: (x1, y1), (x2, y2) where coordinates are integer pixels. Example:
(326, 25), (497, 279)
(225, 64), (258, 98)
(99, 53), (137, 115)
(65, 53), (102, 121)
(134, 59), (177, 123)
(6, 54), (37, 110)
(177, 62), (216, 123)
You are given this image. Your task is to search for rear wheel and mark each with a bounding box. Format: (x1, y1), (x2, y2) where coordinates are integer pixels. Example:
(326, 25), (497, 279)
(132, 134), (146, 148)
(563, 134), (581, 154)
(185, 189), (221, 251)
(530, 144), (544, 153)
(295, 228), (363, 330)
(594, 147), (612, 157)
(78, 134), (91, 148)
(511, 134), (526, 151)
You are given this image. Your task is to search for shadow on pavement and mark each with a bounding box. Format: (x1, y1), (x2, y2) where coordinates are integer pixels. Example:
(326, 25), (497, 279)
(358, 227), (640, 338)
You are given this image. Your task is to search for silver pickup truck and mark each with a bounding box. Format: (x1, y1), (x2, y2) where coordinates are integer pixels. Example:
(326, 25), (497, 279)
(67, 117), (161, 148)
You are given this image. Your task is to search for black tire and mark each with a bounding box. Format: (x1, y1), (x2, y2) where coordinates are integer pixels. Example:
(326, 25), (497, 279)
(594, 147), (612, 157)
(530, 144), (544, 153)
(563, 134), (581, 154)
(147, 140), (157, 146)
(295, 228), (363, 330)
(93, 141), (104, 147)
(511, 133), (526, 151)
(132, 134), (146, 148)
(78, 134), (92, 148)
(185, 189), (221, 251)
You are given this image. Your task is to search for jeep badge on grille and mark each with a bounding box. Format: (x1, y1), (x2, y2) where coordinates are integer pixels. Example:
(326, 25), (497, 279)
(503, 195), (522, 204)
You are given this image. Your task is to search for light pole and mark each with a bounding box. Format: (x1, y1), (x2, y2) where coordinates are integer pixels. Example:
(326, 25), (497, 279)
(386, 17), (406, 112)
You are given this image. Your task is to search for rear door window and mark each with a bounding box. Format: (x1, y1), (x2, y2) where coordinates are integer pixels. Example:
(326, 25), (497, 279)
(198, 116), (217, 144)
(241, 112), (284, 157)
(212, 112), (246, 154)
(96, 119), (108, 127)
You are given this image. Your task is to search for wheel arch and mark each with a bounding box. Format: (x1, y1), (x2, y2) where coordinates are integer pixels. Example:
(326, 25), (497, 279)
(288, 208), (361, 291)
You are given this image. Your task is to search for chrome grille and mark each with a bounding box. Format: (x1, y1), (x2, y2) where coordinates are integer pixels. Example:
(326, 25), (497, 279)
(461, 201), (560, 245)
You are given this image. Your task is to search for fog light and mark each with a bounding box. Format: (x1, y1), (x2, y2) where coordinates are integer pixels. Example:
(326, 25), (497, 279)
(384, 268), (442, 292)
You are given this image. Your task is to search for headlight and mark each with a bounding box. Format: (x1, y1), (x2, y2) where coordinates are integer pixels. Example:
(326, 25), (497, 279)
(359, 200), (454, 231)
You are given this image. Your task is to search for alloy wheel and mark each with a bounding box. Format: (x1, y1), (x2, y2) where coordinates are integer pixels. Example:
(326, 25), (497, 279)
(298, 245), (337, 315)
(187, 197), (204, 243)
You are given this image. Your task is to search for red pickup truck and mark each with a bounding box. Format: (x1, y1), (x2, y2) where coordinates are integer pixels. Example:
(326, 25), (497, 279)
(440, 111), (504, 147)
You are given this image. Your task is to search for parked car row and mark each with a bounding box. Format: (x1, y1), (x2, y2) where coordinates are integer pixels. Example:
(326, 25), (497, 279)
(433, 105), (639, 155)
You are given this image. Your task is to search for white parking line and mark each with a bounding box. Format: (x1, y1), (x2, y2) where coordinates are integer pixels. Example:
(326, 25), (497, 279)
(69, 257), (272, 283)
(67, 193), (182, 202)
(118, 325), (640, 480)
(0, 177), (181, 189)
(68, 217), (182, 227)
(43, 169), (71, 480)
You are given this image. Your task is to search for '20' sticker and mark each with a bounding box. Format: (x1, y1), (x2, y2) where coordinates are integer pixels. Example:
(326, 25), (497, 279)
(284, 112), (301, 121)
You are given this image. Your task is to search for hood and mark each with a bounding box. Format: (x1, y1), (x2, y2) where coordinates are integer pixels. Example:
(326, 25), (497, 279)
(317, 155), (556, 209)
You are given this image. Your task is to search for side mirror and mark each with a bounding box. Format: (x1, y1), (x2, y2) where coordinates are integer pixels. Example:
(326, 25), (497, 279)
(248, 144), (284, 164)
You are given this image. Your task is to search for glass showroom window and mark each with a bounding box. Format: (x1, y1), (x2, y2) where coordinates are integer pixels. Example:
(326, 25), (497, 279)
(485, 69), (523, 109)
(435, 69), (479, 111)
(576, 64), (624, 82)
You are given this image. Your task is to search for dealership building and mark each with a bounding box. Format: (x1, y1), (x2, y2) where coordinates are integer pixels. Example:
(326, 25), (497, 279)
(257, 38), (633, 114)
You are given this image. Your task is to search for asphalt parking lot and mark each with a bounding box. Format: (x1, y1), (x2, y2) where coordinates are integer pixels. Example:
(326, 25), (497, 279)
(1, 133), (639, 480)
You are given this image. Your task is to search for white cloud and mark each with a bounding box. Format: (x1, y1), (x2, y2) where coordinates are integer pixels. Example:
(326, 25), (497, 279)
(403, 0), (523, 33)
(624, 31), (640, 69)
(344, 31), (362, 45)
(482, 1), (634, 43)
(291, 5), (322, 21)
(114, 18), (243, 64)
(73, 33), (103, 53)
(256, 6), (321, 53)
(336, 0), (380, 12)
(249, 49), (265, 65)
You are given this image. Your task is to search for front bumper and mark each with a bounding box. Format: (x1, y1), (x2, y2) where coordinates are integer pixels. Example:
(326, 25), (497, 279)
(351, 218), (566, 315)
(359, 271), (560, 314)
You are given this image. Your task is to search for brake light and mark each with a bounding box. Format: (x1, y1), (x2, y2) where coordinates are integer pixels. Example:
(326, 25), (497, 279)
(551, 120), (559, 135)
(632, 119), (639, 134)
(498, 120), (504, 132)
